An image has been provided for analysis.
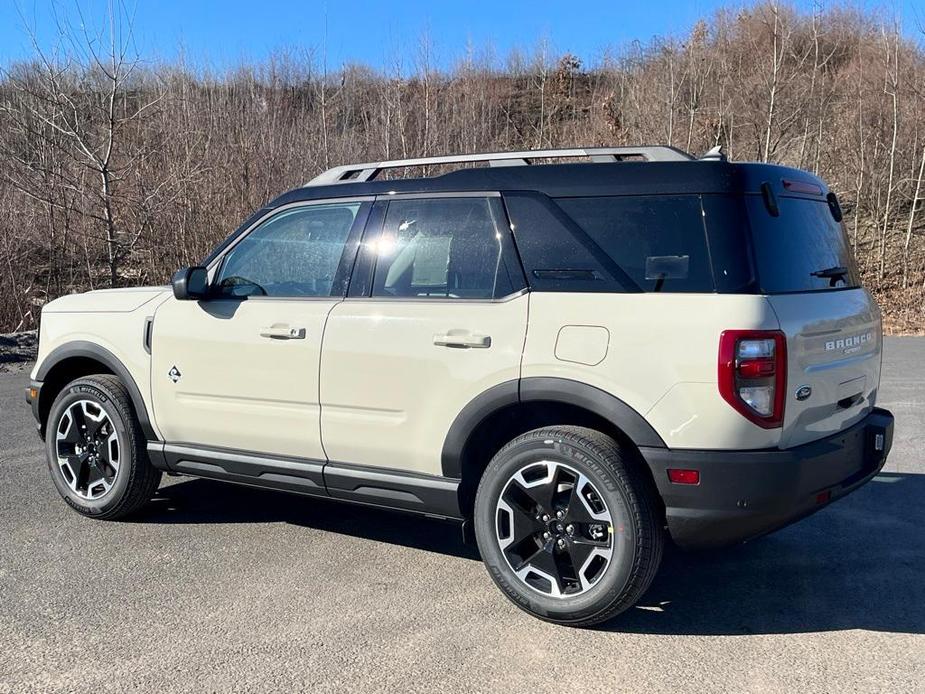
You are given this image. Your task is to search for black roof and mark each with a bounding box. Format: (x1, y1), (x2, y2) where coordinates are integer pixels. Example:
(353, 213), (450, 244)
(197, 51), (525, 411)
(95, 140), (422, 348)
(268, 160), (831, 209)
(202, 159), (833, 267)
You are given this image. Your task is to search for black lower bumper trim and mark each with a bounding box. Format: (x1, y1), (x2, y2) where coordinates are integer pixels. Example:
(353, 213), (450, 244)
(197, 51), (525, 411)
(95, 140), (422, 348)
(640, 408), (894, 549)
(26, 380), (42, 433)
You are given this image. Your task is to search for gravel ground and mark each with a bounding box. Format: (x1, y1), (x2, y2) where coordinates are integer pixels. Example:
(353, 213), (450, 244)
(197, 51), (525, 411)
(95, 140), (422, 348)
(0, 337), (923, 693)
(0, 331), (36, 372)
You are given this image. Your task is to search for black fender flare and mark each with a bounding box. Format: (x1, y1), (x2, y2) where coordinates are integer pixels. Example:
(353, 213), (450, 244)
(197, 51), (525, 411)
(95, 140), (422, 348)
(440, 376), (666, 478)
(35, 341), (157, 440)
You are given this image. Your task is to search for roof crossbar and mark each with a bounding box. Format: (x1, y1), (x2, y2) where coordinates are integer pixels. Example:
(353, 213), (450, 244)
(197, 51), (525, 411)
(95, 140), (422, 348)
(306, 146), (694, 186)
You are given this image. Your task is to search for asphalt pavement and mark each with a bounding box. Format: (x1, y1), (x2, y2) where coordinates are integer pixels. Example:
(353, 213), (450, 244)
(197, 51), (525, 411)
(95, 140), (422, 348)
(1, 338), (923, 693)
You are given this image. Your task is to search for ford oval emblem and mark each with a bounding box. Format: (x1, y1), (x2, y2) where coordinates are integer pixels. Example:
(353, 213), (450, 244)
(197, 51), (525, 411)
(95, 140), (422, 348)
(795, 385), (812, 401)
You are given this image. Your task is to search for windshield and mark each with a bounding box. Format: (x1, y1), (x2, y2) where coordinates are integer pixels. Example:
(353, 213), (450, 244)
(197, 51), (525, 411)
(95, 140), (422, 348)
(745, 195), (860, 293)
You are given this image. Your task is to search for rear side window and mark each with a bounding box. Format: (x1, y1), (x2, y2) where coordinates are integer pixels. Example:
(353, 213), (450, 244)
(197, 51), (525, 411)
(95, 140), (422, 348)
(700, 195), (757, 293)
(554, 195), (714, 293)
(745, 196), (860, 293)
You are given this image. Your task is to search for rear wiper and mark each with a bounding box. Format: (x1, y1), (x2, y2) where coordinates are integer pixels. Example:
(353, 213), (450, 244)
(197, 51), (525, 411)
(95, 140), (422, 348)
(811, 265), (849, 287)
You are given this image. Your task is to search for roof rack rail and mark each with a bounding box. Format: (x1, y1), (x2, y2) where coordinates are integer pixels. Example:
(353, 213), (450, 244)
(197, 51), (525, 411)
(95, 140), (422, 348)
(306, 146), (694, 186)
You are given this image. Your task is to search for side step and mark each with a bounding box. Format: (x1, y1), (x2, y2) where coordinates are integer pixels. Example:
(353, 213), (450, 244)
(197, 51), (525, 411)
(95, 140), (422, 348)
(147, 442), (462, 520)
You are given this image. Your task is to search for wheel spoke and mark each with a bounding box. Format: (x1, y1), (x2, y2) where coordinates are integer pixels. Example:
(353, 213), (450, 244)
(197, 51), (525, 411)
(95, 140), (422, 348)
(85, 461), (107, 490)
(515, 544), (569, 595)
(503, 480), (540, 517)
(65, 454), (89, 490)
(563, 485), (593, 523)
(69, 402), (88, 432)
(97, 432), (120, 473)
(513, 477), (555, 513)
(514, 461), (568, 513)
(566, 538), (599, 573)
(506, 497), (542, 539)
(563, 474), (611, 525)
(558, 547), (588, 592)
(59, 405), (87, 444)
(59, 417), (82, 444)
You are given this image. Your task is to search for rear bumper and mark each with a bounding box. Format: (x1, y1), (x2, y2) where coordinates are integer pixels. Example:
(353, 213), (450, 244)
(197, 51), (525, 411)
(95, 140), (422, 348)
(640, 407), (894, 549)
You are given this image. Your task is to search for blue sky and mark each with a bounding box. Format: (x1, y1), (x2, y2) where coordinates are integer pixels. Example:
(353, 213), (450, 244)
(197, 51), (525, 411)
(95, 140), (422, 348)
(0, 0), (920, 71)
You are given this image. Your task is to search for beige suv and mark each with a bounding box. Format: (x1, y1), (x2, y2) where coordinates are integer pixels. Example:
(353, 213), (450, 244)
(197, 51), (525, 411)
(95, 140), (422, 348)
(27, 147), (894, 625)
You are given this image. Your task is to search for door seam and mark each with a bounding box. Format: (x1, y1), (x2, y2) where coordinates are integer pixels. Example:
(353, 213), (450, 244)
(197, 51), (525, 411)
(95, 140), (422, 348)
(317, 299), (342, 464)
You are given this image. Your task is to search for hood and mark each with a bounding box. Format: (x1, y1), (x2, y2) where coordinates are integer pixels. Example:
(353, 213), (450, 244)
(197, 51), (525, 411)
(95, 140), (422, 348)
(43, 286), (170, 314)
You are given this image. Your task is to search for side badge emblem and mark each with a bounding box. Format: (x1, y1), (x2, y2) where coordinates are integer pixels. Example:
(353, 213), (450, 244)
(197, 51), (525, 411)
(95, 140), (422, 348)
(795, 385), (812, 401)
(168, 366), (182, 383)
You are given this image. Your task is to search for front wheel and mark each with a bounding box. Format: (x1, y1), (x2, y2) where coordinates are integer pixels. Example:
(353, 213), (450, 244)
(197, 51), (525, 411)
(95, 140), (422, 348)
(474, 426), (663, 626)
(45, 374), (161, 519)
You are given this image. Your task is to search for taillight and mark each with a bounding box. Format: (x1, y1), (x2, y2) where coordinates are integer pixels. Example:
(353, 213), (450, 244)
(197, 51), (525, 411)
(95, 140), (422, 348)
(718, 330), (786, 428)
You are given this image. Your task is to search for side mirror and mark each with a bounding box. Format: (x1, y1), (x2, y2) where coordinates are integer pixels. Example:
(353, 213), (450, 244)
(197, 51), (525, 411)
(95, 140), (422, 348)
(172, 266), (209, 300)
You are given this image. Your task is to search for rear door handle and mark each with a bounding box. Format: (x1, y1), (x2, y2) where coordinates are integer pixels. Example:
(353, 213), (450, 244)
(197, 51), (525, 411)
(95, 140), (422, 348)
(433, 332), (491, 349)
(260, 326), (306, 340)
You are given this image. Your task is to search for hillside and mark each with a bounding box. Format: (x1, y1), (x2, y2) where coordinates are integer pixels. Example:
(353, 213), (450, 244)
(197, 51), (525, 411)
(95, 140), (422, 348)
(0, 1), (923, 331)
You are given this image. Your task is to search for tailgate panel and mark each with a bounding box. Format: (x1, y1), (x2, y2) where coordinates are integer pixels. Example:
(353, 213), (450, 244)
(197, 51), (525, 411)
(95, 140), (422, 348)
(767, 288), (881, 448)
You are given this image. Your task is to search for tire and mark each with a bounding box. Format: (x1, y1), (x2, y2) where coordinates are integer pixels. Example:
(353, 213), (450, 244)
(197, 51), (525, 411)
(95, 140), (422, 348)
(45, 374), (161, 519)
(474, 426), (663, 626)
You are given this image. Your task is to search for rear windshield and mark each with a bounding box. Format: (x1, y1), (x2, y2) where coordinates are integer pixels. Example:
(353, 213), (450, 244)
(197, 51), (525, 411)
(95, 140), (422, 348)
(744, 196), (860, 293)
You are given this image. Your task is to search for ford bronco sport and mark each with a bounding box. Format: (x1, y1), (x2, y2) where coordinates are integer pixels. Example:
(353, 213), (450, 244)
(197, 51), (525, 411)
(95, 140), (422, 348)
(27, 146), (894, 626)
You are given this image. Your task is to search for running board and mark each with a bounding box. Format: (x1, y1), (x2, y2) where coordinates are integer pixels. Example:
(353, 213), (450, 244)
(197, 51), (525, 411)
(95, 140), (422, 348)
(324, 460), (462, 519)
(147, 442), (462, 519)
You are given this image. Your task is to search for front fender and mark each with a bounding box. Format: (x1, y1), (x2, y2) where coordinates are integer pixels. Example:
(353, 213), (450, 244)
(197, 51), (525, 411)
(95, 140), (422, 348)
(33, 341), (157, 440)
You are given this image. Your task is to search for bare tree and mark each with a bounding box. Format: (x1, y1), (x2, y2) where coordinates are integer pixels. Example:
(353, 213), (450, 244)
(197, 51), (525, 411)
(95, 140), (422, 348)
(878, 20), (902, 282)
(0, 1), (924, 332)
(1, 1), (164, 286)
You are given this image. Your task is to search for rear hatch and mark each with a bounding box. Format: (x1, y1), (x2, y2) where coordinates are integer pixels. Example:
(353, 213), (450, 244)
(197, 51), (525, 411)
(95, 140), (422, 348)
(744, 191), (881, 448)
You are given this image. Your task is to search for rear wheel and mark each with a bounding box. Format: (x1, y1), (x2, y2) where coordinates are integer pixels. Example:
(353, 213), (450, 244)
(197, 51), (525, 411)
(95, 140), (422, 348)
(45, 374), (161, 519)
(474, 426), (663, 626)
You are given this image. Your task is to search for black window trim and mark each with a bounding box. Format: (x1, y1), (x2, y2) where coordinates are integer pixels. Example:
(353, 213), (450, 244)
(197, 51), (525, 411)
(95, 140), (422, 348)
(345, 191), (528, 303)
(204, 197), (374, 301)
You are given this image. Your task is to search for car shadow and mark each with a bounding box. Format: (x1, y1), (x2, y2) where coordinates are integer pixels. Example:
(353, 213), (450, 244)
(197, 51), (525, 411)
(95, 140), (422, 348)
(612, 471), (925, 635)
(140, 476), (481, 561)
(141, 471), (925, 635)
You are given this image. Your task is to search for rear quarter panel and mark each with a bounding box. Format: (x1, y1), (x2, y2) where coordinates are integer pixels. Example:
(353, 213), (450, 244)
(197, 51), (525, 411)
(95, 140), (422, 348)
(522, 292), (784, 450)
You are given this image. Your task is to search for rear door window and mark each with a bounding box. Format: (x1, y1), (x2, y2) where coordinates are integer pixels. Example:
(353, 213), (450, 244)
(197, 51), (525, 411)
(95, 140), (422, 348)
(371, 197), (517, 300)
(745, 196), (860, 293)
(553, 195), (714, 293)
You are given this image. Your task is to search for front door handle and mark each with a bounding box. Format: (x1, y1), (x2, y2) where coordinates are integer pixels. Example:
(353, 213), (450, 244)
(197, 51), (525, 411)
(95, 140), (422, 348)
(433, 332), (491, 349)
(260, 325), (306, 340)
